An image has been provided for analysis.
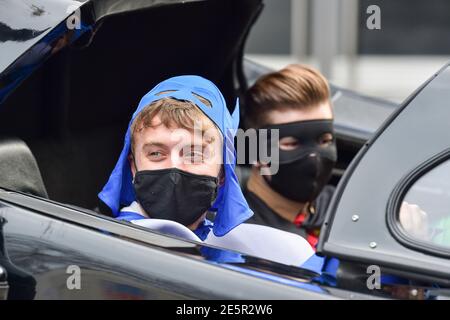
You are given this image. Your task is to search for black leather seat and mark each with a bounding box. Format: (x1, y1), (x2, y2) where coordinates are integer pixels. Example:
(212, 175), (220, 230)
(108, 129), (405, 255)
(0, 137), (48, 198)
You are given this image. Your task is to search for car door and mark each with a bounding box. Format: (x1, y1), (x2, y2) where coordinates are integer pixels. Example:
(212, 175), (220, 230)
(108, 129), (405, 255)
(0, 188), (337, 300)
(318, 63), (450, 291)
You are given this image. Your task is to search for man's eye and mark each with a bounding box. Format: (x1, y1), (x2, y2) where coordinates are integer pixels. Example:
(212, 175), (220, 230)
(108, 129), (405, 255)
(279, 137), (300, 151)
(148, 151), (165, 159)
(319, 133), (334, 146)
(185, 151), (204, 163)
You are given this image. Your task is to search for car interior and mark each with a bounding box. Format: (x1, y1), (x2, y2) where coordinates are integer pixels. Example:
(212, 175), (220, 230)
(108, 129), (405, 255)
(0, 2), (361, 218)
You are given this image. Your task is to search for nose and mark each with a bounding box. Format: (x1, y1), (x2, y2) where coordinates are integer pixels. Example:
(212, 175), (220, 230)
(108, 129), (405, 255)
(170, 149), (186, 171)
(168, 170), (182, 184)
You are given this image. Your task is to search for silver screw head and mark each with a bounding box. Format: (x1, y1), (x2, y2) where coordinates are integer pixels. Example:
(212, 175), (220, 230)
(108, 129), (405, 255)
(351, 215), (359, 222)
(369, 242), (377, 249)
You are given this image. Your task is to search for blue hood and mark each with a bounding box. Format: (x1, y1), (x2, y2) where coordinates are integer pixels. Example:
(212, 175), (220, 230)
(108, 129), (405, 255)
(98, 75), (253, 236)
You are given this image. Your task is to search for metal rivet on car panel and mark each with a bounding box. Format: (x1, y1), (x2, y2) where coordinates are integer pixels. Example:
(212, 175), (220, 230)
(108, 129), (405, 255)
(351, 215), (359, 222)
(369, 242), (377, 249)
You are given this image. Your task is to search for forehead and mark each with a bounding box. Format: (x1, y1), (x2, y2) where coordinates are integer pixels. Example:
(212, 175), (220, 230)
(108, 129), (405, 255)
(133, 114), (222, 148)
(265, 102), (333, 126)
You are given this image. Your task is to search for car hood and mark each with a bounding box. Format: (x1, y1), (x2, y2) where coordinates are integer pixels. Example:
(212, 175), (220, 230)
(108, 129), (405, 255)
(0, 0), (263, 104)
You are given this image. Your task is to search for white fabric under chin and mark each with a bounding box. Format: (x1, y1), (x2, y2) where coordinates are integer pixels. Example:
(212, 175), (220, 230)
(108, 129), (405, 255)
(130, 218), (314, 267)
(205, 223), (314, 266)
(131, 218), (202, 242)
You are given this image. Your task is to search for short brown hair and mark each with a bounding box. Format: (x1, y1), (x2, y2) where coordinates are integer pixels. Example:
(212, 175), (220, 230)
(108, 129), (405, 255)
(244, 64), (331, 128)
(130, 97), (220, 154)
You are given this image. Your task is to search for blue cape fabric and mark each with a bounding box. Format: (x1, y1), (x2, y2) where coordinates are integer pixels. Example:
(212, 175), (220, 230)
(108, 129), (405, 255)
(98, 75), (253, 236)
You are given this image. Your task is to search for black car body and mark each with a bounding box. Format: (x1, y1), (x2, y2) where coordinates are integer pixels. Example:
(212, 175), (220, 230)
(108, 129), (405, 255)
(0, 0), (448, 300)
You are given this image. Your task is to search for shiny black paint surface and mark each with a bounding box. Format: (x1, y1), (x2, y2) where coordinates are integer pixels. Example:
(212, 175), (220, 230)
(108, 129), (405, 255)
(0, 0), (91, 104)
(0, 0), (88, 72)
(0, 190), (335, 299)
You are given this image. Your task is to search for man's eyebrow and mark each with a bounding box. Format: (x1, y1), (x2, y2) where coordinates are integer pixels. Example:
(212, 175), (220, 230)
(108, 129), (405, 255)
(191, 142), (211, 149)
(142, 142), (168, 149)
(178, 141), (210, 149)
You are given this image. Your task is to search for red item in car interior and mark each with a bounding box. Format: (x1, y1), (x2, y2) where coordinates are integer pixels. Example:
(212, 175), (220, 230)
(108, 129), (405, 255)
(294, 212), (318, 250)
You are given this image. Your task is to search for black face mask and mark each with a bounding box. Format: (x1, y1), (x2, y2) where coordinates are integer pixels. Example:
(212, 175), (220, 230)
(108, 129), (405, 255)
(133, 168), (218, 226)
(260, 119), (337, 203)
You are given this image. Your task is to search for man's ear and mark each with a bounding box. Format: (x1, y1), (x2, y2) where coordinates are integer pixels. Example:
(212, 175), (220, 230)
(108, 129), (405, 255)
(128, 153), (136, 178)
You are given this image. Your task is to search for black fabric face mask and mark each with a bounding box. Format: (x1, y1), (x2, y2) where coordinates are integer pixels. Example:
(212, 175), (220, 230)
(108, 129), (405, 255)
(133, 168), (218, 226)
(260, 119), (337, 203)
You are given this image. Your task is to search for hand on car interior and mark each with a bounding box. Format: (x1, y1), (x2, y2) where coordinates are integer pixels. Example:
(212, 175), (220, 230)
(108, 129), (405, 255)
(399, 201), (429, 241)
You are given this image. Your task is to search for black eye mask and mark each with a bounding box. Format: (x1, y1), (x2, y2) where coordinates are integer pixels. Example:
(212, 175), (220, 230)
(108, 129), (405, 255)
(261, 119), (337, 164)
(257, 119), (337, 203)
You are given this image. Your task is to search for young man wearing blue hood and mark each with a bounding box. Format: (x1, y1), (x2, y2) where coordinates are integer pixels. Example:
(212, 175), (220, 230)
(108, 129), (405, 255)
(98, 75), (315, 267)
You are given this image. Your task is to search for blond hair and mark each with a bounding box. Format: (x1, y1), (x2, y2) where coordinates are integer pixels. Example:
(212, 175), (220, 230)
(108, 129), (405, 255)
(244, 64), (331, 128)
(130, 97), (219, 153)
